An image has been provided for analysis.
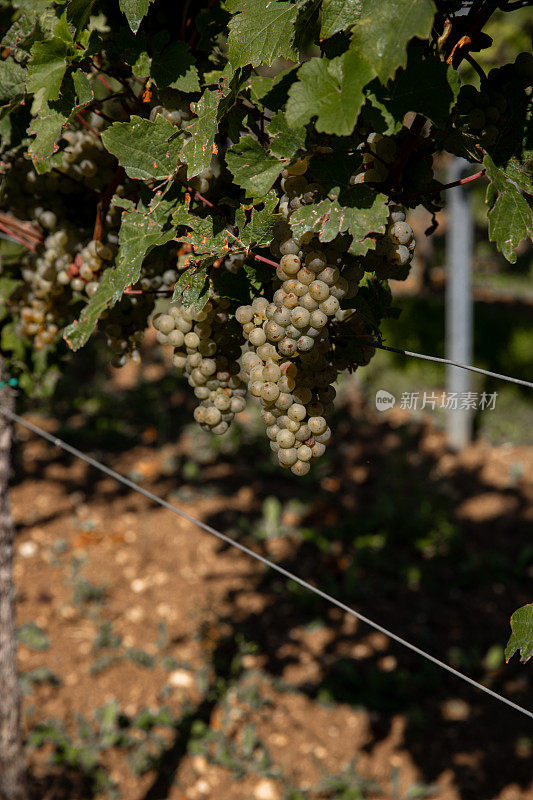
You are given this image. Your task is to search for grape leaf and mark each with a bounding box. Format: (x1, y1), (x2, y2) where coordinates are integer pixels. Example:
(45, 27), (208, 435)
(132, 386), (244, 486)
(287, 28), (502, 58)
(150, 41), (200, 92)
(101, 115), (183, 180)
(289, 186), (389, 252)
(66, 0), (97, 38)
(350, 0), (435, 83)
(321, 0), (362, 39)
(505, 604), (533, 664)
(0, 59), (26, 117)
(293, 0), (321, 53)
(27, 105), (66, 163)
(1, 322), (25, 359)
(226, 135), (284, 198)
(370, 44), (460, 128)
(227, 0), (297, 69)
(249, 66), (298, 110)
(174, 215), (230, 256)
(119, 0), (154, 33)
(26, 15), (74, 103)
(64, 202), (178, 350)
(505, 154), (533, 196)
(236, 192), (280, 247)
(285, 50), (374, 135)
(71, 69), (93, 106)
(172, 259), (212, 311)
(267, 111), (306, 159)
(484, 155), (533, 264)
(27, 68), (94, 163)
(182, 88), (224, 179)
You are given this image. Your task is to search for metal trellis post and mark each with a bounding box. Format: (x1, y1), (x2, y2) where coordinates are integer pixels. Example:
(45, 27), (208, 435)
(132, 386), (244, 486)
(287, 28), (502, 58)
(445, 157), (474, 450)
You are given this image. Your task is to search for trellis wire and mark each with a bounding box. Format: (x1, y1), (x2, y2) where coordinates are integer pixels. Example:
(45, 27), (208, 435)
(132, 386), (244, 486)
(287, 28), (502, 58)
(371, 343), (533, 389)
(1, 404), (531, 722)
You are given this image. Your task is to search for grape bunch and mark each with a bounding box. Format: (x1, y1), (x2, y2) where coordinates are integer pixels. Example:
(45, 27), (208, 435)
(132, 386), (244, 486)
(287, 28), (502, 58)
(3, 118), (122, 349)
(240, 342), (333, 476)
(350, 132), (399, 185)
(453, 52), (533, 150)
(152, 298), (247, 434)
(454, 83), (506, 148)
(364, 206), (416, 281)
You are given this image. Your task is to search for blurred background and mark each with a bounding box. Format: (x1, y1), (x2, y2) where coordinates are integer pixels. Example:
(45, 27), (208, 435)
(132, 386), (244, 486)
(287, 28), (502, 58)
(6, 7), (533, 800)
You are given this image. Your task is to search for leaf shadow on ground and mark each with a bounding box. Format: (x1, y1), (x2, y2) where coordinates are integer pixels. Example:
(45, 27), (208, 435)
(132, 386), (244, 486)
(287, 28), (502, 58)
(198, 407), (533, 800)
(14, 338), (533, 800)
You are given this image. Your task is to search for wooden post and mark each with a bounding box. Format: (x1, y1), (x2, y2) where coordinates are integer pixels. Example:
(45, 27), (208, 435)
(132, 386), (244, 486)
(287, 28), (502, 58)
(445, 157), (474, 451)
(0, 358), (27, 800)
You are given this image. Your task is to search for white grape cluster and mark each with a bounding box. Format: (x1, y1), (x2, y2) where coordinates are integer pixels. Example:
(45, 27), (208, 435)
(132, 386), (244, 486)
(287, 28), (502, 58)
(55, 238), (116, 298)
(101, 263), (179, 367)
(4, 118), (122, 349)
(152, 299), (247, 434)
(238, 249), (358, 358)
(364, 205), (416, 280)
(350, 132), (398, 186)
(275, 158), (323, 221)
(55, 122), (116, 192)
(236, 296), (337, 474)
(102, 296), (152, 367)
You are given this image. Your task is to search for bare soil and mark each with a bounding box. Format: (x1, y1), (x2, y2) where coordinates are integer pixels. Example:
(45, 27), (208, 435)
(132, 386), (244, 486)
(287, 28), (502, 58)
(10, 355), (533, 800)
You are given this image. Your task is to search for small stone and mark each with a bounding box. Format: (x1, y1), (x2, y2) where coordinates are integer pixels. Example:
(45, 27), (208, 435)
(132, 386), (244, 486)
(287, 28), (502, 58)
(378, 655), (397, 672)
(195, 779), (210, 795)
(18, 541), (38, 558)
(156, 603), (172, 618)
(192, 755), (208, 774)
(168, 669), (194, 689)
(130, 578), (147, 593)
(125, 606), (144, 622)
(253, 779), (281, 800)
(441, 698), (470, 721)
(269, 733), (288, 747)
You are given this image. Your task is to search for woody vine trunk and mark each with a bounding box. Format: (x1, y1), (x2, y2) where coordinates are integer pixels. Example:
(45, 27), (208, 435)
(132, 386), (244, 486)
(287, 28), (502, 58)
(0, 357), (27, 800)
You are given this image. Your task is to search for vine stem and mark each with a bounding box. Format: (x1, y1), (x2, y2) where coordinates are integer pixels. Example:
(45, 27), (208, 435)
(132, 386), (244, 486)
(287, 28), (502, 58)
(93, 166), (125, 242)
(402, 168), (487, 202)
(125, 178), (280, 295)
(0, 215), (43, 251)
(179, 180), (279, 266)
(0, 359), (28, 800)
(445, 0), (500, 67)
(175, 178), (230, 220)
(75, 112), (100, 137)
(252, 253), (279, 269)
(52, 167), (100, 197)
(464, 52), (486, 81)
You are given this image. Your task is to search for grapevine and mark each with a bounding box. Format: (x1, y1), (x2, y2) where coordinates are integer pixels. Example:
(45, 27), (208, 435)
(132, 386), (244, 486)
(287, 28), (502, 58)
(0, 1), (530, 477)
(0, 5), (531, 796)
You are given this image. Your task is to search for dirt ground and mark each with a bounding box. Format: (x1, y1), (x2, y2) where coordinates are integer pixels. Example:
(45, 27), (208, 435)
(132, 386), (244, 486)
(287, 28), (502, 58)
(10, 353), (533, 800)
